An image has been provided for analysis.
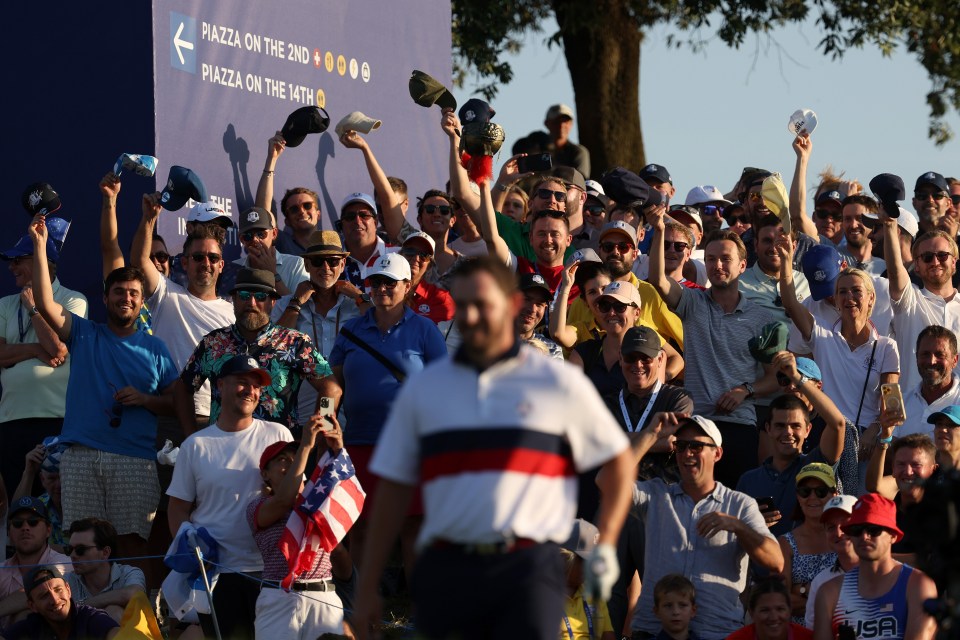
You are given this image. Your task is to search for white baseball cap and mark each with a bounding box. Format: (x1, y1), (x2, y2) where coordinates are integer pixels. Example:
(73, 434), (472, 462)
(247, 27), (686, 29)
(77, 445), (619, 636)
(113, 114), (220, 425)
(679, 415), (723, 446)
(187, 201), (232, 226)
(863, 208), (919, 238)
(402, 231), (436, 256)
(685, 185), (732, 206)
(335, 111), (382, 138)
(365, 253), (411, 281)
(820, 494), (858, 522)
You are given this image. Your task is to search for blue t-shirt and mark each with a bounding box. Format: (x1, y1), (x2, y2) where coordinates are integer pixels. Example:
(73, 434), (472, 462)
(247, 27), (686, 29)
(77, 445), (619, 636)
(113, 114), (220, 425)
(61, 314), (178, 459)
(330, 307), (446, 445)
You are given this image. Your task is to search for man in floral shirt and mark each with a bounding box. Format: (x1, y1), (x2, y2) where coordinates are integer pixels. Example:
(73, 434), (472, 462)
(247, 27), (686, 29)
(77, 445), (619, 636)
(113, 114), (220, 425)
(174, 268), (335, 437)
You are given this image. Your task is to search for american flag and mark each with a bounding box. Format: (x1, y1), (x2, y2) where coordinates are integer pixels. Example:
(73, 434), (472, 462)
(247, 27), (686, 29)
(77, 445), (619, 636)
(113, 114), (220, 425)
(277, 447), (365, 589)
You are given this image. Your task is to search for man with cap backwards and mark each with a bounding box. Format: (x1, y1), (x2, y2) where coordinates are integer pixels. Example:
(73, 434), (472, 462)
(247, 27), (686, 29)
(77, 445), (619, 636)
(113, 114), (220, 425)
(2, 566), (118, 639)
(0, 224), (87, 497)
(880, 197), (960, 393)
(617, 412), (783, 639)
(352, 256), (633, 640)
(133, 192), (236, 434)
(168, 355), (289, 640)
(175, 267), (334, 437)
(648, 204), (778, 488)
(544, 103), (590, 178)
(233, 206), (309, 296)
(0, 497), (72, 624)
(913, 171), (953, 235)
(272, 230), (364, 419)
(516, 272), (563, 359)
(813, 493), (937, 640)
(29, 217), (179, 559)
(168, 200), (242, 298)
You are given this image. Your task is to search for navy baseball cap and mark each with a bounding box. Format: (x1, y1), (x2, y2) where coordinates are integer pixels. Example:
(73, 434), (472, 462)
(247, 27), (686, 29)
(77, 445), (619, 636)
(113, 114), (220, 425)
(281, 106), (330, 148)
(1, 229), (61, 262)
(458, 98), (495, 125)
(639, 163), (671, 185)
(10, 496), (49, 521)
(816, 190), (843, 207)
(160, 166), (208, 211)
(219, 355), (272, 387)
(915, 171), (949, 194)
(801, 244), (843, 301)
(869, 173), (905, 219)
(600, 167), (651, 208)
(21, 183), (62, 217)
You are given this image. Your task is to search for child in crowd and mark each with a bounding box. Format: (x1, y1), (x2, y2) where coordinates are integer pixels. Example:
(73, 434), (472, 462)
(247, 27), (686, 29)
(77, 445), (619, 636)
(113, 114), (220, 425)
(560, 519), (616, 639)
(652, 574), (699, 640)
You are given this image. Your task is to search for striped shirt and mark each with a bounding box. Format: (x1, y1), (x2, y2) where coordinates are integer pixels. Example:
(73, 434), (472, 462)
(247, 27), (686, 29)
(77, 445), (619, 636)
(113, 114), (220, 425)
(832, 564), (912, 639)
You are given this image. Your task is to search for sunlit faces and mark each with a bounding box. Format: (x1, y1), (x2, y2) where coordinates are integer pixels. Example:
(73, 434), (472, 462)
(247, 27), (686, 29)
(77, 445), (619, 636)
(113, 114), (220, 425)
(182, 238), (224, 290)
(848, 522), (896, 562)
(821, 510), (854, 555)
(598, 231), (637, 279)
(750, 592), (790, 640)
(104, 280), (144, 327)
(834, 273), (875, 320)
(305, 254), (346, 289)
(663, 227), (692, 275)
(417, 196), (456, 237)
(914, 236), (957, 287)
(261, 448), (296, 491)
(217, 372), (264, 416)
(341, 203), (378, 250)
(673, 423), (721, 483)
(582, 274), (613, 323)
(7, 254), (34, 288)
(754, 225), (787, 275)
(916, 334), (958, 389)
(703, 239), (746, 289)
(517, 289), (550, 335)
(529, 180), (567, 213)
(933, 417), (960, 455)
(913, 186), (950, 228)
(529, 215), (571, 267)
(653, 591), (696, 637)
(502, 193), (528, 223)
(283, 193), (320, 232)
(795, 478), (835, 522)
(813, 200), (843, 242)
(621, 349), (663, 391)
(232, 288), (273, 332)
(365, 275), (411, 309)
(891, 445), (936, 501)
(766, 407), (811, 459)
(841, 203), (871, 249)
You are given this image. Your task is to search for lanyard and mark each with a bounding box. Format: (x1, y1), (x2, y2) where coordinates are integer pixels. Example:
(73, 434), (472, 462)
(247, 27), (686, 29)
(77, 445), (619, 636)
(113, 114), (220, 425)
(619, 381), (662, 433)
(17, 301), (30, 343)
(562, 597), (593, 640)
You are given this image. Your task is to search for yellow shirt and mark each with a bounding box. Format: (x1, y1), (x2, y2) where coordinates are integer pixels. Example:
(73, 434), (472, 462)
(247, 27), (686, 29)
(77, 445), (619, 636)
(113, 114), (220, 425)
(559, 586), (614, 639)
(566, 273), (684, 350)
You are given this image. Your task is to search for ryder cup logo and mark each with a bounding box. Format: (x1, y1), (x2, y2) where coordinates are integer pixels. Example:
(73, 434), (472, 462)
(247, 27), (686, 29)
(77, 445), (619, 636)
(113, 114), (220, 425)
(814, 269), (827, 283)
(28, 190), (43, 210)
(247, 210), (260, 223)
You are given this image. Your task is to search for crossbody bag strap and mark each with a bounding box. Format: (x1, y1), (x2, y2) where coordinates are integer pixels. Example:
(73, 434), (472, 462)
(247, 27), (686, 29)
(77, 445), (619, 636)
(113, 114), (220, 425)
(340, 327), (406, 383)
(854, 339), (879, 430)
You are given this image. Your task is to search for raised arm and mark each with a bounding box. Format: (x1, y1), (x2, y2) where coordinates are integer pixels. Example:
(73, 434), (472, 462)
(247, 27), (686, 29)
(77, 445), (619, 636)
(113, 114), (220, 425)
(491, 155), (533, 213)
(646, 205), (683, 309)
(776, 236), (814, 341)
(879, 207), (909, 302)
(549, 261), (579, 348)
(30, 216), (71, 341)
(255, 131), (286, 212)
(789, 135), (819, 239)
(443, 108), (480, 215)
(477, 180), (511, 265)
(18, 285), (66, 364)
(130, 192), (163, 297)
(865, 409), (900, 499)
(340, 131), (404, 242)
(772, 351), (845, 464)
(99, 172), (125, 278)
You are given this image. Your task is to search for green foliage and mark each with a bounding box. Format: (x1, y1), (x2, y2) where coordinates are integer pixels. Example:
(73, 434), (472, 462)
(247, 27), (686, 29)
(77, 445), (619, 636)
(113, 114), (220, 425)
(452, 0), (960, 143)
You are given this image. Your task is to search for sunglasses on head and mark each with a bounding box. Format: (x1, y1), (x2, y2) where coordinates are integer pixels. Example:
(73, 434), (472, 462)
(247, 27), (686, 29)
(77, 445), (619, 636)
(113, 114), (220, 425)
(845, 524), (888, 538)
(64, 543), (99, 556)
(920, 251), (953, 264)
(190, 252), (222, 264)
(665, 241), (689, 252)
(286, 200), (315, 212)
(674, 439), (718, 453)
(400, 247), (432, 260)
(150, 251), (170, 264)
(9, 517), (42, 529)
(814, 209), (842, 222)
(796, 485), (832, 499)
(599, 241), (632, 254)
(237, 291), (270, 302)
(308, 256), (343, 268)
(367, 277), (400, 290)
(341, 210), (376, 222)
(536, 188), (566, 203)
(596, 299), (633, 314)
(915, 191), (948, 201)
(241, 229), (270, 243)
(422, 204), (452, 216)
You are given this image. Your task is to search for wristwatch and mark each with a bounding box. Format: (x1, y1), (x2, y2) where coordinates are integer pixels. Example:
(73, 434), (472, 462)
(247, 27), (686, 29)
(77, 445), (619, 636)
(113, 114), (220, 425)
(356, 293), (372, 305)
(797, 374), (810, 386)
(741, 382), (755, 398)
(28, 306), (39, 318)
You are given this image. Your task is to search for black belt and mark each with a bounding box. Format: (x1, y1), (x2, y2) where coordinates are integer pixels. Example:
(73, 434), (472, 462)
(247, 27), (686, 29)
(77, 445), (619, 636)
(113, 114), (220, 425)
(262, 579), (335, 592)
(432, 537), (540, 555)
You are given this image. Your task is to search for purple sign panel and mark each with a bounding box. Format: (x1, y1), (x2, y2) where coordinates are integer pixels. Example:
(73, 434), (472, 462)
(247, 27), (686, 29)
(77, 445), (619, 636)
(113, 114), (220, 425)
(153, 1), (452, 256)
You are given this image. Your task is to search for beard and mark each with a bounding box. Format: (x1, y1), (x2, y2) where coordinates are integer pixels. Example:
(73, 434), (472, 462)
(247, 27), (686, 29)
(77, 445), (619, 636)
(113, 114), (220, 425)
(237, 309), (270, 332)
(605, 258), (632, 279)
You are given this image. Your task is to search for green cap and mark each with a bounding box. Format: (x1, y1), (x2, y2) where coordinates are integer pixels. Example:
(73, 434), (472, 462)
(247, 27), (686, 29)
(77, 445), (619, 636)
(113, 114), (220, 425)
(748, 321), (789, 364)
(409, 70), (457, 110)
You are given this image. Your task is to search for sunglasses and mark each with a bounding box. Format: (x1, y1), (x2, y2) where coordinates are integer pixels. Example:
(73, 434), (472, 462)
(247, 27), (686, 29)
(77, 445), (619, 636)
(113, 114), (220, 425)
(367, 277), (400, 291)
(920, 251), (953, 264)
(341, 210), (376, 222)
(775, 372), (795, 387)
(915, 191), (948, 201)
(107, 382), (123, 428)
(286, 200), (315, 212)
(241, 229), (270, 243)
(422, 204), (452, 216)
(674, 439), (718, 453)
(814, 209), (842, 222)
(725, 215), (750, 226)
(845, 524), (888, 538)
(190, 252), (222, 264)
(599, 241), (633, 254)
(952, 194), (960, 206)
(665, 241), (689, 252)
(796, 486), (832, 499)
(596, 299), (633, 314)
(10, 518), (42, 529)
(746, 191), (764, 202)
(623, 352), (656, 364)
(585, 204), (605, 216)
(536, 188), (566, 203)
(150, 251), (170, 264)
(237, 291), (270, 302)
(64, 543), (99, 556)
(701, 205), (724, 217)
(308, 256), (343, 268)
(400, 248), (432, 260)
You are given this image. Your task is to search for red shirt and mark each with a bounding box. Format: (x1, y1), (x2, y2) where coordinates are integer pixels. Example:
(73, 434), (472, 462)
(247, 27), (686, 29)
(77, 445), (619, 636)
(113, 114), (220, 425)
(410, 281), (455, 324)
(516, 257), (580, 303)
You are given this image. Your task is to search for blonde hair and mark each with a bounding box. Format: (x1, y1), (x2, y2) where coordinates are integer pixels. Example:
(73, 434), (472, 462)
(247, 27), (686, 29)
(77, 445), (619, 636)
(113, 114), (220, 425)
(912, 230), (959, 259)
(835, 268), (875, 317)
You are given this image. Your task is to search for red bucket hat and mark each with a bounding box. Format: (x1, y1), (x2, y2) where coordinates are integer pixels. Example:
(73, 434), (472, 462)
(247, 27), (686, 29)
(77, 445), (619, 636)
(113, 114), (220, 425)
(840, 493), (904, 540)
